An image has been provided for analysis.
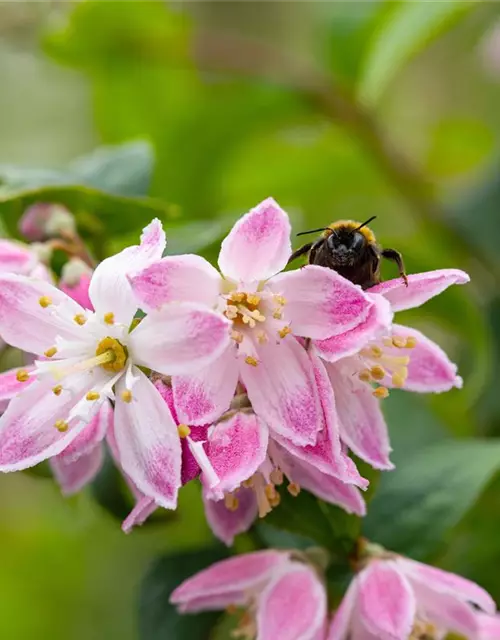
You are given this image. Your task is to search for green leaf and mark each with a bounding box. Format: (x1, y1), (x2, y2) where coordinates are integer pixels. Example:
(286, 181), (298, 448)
(139, 547), (228, 640)
(358, 1), (475, 106)
(364, 438), (500, 560)
(91, 450), (134, 521)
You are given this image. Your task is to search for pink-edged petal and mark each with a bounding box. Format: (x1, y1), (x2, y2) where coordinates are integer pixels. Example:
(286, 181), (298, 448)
(170, 550), (289, 607)
(269, 266), (375, 340)
(203, 487), (258, 546)
(0, 366), (36, 404)
(358, 560), (416, 639)
(326, 359), (393, 470)
(388, 324), (462, 393)
(175, 592), (249, 614)
(51, 443), (104, 496)
(58, 400), (112, 462)
(173, 346), (239, 426)
(327, 577), (359, 640)
(114, 369), (181, 510)
(0, 274), (83, 355)
(207, 411), (269, 495)
(398, 557), (496, 615)
(370, 268), (470, 312)
(0, 374), (95, 471)
(218, 198), (291, 283)
(0, 240), (33, 273)
(314, 294), (393, 362)
(129, 302), (230, 376)
(478, 614), (500, 639)
(128, 254), (221, 310)
(257, 564), (327, 640)
(122, 496), (157, 533)
(241, 337), (321, 447)
(89, 218), (165, 324)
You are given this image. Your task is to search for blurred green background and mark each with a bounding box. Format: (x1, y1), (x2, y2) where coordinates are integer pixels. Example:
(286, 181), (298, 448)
(2, 1), (500, 638)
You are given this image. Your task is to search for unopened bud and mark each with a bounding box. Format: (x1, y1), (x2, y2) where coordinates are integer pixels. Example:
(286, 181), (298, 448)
(19, 203), (76, 241)
(59, 258), (93, 310)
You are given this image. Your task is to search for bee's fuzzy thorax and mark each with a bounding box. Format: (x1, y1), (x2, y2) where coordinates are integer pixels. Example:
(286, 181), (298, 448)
(324, 220), (376, 245)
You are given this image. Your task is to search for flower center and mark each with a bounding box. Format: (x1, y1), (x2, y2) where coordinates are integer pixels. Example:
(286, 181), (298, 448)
(95, 337), (128, 372)
(410, 620), (438, 640)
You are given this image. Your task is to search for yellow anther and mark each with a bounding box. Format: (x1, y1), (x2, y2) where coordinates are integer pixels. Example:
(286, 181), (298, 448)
(16, 369), (30, 383)
(370, 345), (383, 358)
(246, 294), (261, 306)
(275, 295), (287, 305)
(273, 310), (283, 320)
(104, 312), (115, 325)
(269, 493), (281, 508)
(230, 292), (245, 303)
(279, 326), (292, 339)
(95, 337), (128, 372)
(370, 365), (386, 381)
(54, 419), (69, 432)
(405, 336), (417, 349)
(44, 346), (57, 358)
(38, 296), (52, 308)
(392, 335), (407, 349)
(74, 314), (87, 326)
(230, 330), (244, 344)
(52, 385), (63, 396)
(382, 337), (394, 347)
(245, 356), (258, 367)
(264, 484), (277, 501)
(86, 391), (100, 401)
(358, 369), (371, 383)
(392, 372), (406, 388)
(257, 331), (268, 344)
(270, 469), (284, 485)
(287, 482), (301, 497)
(177, 424), (191, 438)
(121, 389), (133, 403)
(372, 386), (389, 399)
(242, 477), (254, 488)
(224, 493), (239, 512)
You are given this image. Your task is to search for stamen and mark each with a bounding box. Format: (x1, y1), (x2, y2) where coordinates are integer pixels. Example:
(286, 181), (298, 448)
(231, 330), (244, 344)
(16, 369), (30, 382)
(370, 345), (383, 358)
(44, 346), (57, 358)
(54, 419), (69, 432)
(121, 389), (132, 403)
(104, 312), (115, 325)
(74, 314), (87, 326)
(246, 294), (260, 306)
(177, 424), (191, 438)
(405, 336), (417, 349)
(392, 372), (406, 388)
(224, 493), (239, 512)
(269, 493), (281, 508)
(52, 385), (63, 396)
(287, 482), (301, 497)
(242, 477), (254, 488)
(270, 469), (283, 485)
(86, 391), (100, 401)
(273, 310), (283, 320)
(370, 365), (386, 381)
(38, 296), (52, 308)
(95, 337), (128, 372)
(264, 484), (277, 501)
(373, 386), (389, 399)
(278, 326), (291, 339)
(274, 295), (287, 305)
(230, 292), (245, 303)
(245, 356), (258, 367)
(358, 369), (371, 383)
(392, 335), (406, 348)
(257, 331), (268, 344)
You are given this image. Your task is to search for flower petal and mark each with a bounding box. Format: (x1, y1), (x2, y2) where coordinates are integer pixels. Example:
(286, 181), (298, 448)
(207, 411), (269, 495)
(257, 564), (327, 640)
(478, 614), (500, 639)
(241, 337), (322, 447)
(128, 254), (221, 310)
(218, 198), (291, 283)
(114, 369), (181, 509)
(89, 218), (165, 323)
(170, 550), (289, 608)
(0, 240), (33, 273)
(173, 346), (239, 426)
(60, 273), (93, 311)
(0, 366), (36, 406)
(122, 496), (157, 533)
(326, 359), (393, 470)
(203, 487), (258, 546)
(58, 400), (112, 462)
(129, 303), (230, 376)
(269, 266), (375, 340)
(358, 560), (416, 639)
(0, 274), (83, 354)
(314, 294), (393, 362)
(51, 444), (104, 496)
(370, 268), (470, 312)
(327, 578), (359, 640)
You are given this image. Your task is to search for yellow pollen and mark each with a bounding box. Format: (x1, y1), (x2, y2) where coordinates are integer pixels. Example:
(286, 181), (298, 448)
(231, 330), (244, 344)
(370, 365), (386, 381)
(54, 419), (69, 432)
(86, 391), (100, 401)
(44, 346), (57, 358)
(16, 369), (30, 382)
(275, 295), (287, 305)
(245, 356), (258, 367)
(104, 312), (115, 325)
(246, 294), (261, 306)
(38, 296), (52, 308)
(370, 345), (383, 358)
(230, 292), (245, 303)
(269, 493), (281, 508)
(264, 484), (277, 501)
(242, 478), (254, 488)
(95, 337), (128, 372)
(224, 493), (239, 512)
(121, 389), (133, 403)
(373, 386), (389, 399)
(279, 326), (292, 339)
(74, 314), (87, 325)
(52, 385), (63, 396)
(273, 310), (283, 320)
(270, 469), (283, 485)
(177, 424), (191, 438)
(392, 335), (407, 348)
(358, 369), (371, 383)
(405, 336), (417, 349)
(288, 482), (301, 497)
(257, 331), (268, 344)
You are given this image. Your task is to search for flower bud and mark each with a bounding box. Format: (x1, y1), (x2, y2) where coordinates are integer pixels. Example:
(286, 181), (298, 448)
(59, 258), (93, 310)
(19, 203), (76, 241)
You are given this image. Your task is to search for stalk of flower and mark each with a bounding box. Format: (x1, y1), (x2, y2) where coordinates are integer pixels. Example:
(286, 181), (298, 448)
(0, 219), (231, 509)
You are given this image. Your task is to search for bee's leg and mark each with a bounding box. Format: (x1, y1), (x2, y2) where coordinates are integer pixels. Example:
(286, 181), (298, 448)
(287, 242), (313, 265)
(381, 248), (408, 286)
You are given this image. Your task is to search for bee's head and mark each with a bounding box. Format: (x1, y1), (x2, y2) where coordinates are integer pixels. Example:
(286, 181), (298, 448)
(325, 227), (367, 266)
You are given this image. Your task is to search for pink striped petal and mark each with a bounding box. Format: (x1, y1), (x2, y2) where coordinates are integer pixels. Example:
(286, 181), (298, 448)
(173, 346), (239, 426)
(314, 294), (393, 362)
(241, 338), (321, 447)
(358, 561), (416, 639)
(257, 564), (327, 640)
(170, 550), (289, 607)
(203, 487), (258, 546)
(0, 366), (36, 405)
(89, 218), (165, 323)
(268, 266), (374, 340)
(370, 269), (470, 312)
(327, 578), (359, 640)
(113, 369), (181, 510)
(122, 496), (157, 533)
(58, 400), (112, 462)
(51, 444), (104, 495)
(0, 274), (83, 355)
(207, 411), (269, 494)
(128, 254), (221, 310)
(218, 198), (291, 283)
(0, 240), (33, 273)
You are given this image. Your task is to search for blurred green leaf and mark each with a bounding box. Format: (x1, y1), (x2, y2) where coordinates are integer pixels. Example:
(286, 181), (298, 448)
(358, 1), (475, 105)
(91, 451), (133, 522)
(139, 546), (228, 640)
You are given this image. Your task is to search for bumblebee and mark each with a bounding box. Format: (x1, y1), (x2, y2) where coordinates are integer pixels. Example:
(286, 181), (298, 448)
(288, 216), (407, 290)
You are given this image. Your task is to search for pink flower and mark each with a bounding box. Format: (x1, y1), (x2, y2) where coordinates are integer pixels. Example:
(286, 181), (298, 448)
(315, 269), (469, 469)
(477, 613), (500, 639)
(171, 550), (327, 640)
(19, 203), (75, 241)
(59, 257), (94, 310)
(0, 220), (230, 508)
(129, 198), (389, 451)
(329, 550), (496, 640)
